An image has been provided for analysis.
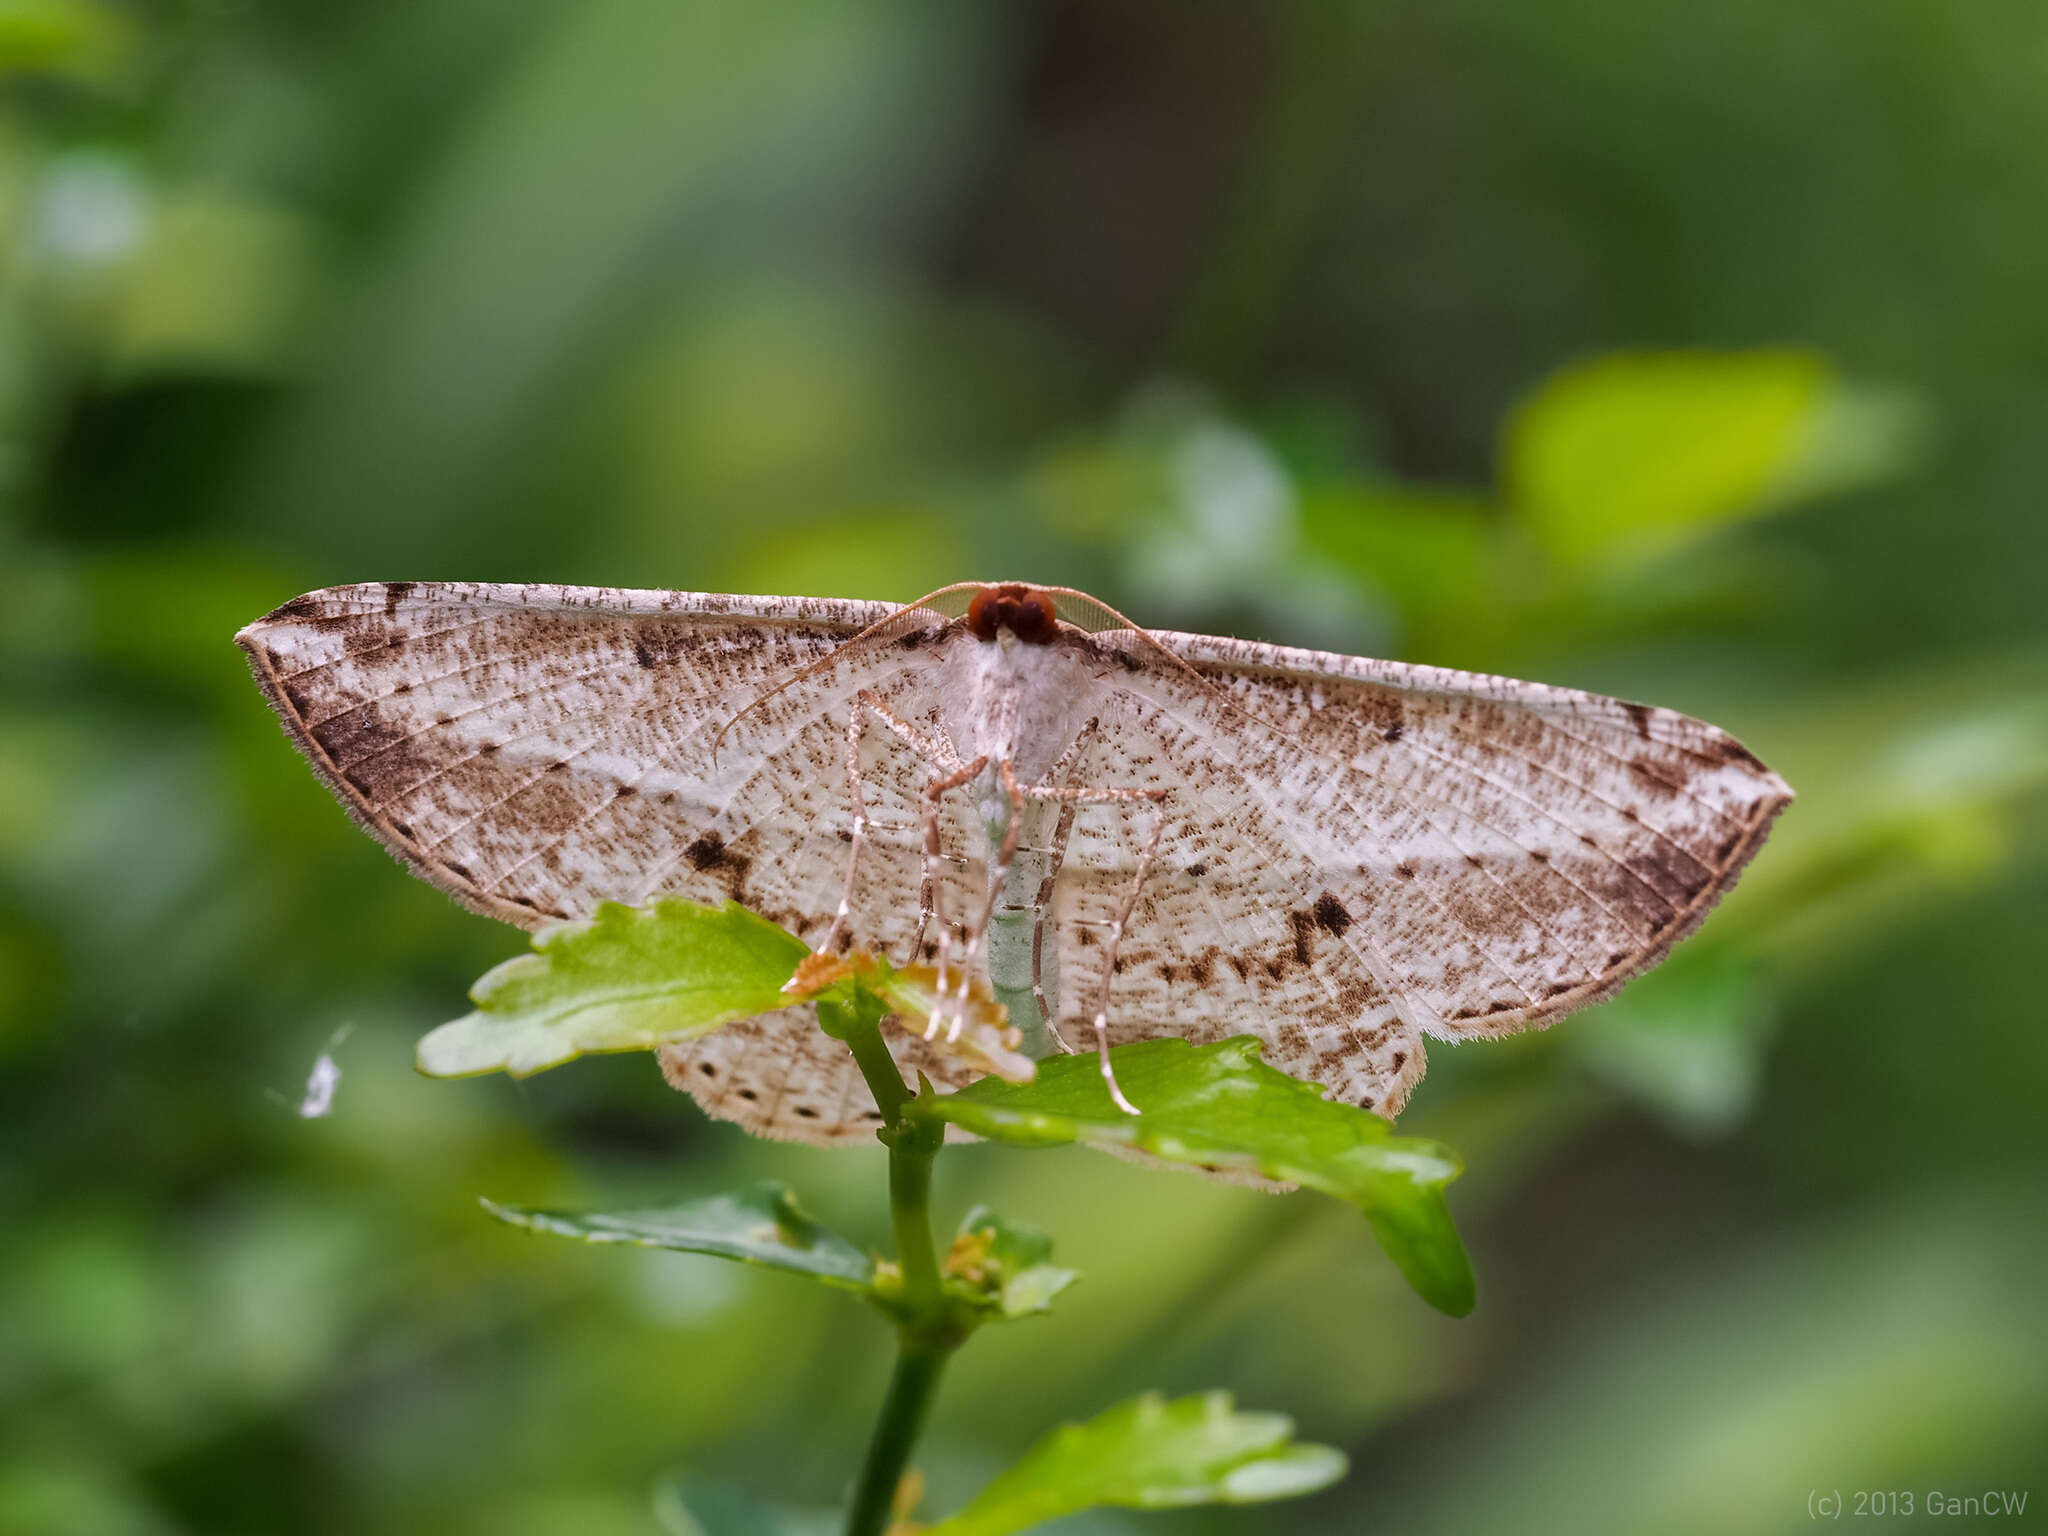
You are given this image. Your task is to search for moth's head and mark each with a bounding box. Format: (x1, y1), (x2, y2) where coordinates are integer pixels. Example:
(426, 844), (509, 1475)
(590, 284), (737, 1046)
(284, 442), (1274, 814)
(966, 583), (1057, 645)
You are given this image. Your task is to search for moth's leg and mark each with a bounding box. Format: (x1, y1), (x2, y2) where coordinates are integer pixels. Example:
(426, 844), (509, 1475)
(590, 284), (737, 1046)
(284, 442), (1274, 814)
(853, 691), (970, 967)
(810, 690), (966, 966)
(857, 689), (972, 775)
(918, 753), (989, 1039)
(1020, 721), (1099, 1051)
(1028, 843), (1076, 1052)
(813, 703), (874, 962)
(1017, 779), (1168, 1115)
(945, 761), (1028, 1043)
(834, 688), (973, 971)
(1092, 793), (1166, 1116)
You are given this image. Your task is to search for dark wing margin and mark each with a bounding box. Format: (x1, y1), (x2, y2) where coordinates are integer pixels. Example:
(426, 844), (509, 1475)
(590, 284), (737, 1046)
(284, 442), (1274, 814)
(235, 581), (894, 928)
(1128, 627), (1793, 1042)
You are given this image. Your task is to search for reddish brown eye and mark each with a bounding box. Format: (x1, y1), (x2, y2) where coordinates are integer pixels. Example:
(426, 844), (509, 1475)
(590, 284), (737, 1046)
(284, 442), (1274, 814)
(966, 588), (1002, 640)
(1011, 591), (1055, 642)
(966, 585), (1057, 644)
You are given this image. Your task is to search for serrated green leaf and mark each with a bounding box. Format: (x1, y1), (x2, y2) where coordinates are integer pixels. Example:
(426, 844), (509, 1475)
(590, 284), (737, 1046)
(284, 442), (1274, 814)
(909, 1037), (1474, 1316)
(481, 1182), (874, 1294)
(925, 1391), (1346, 1536)
(417, 898), (808, 1077)
(945, 1205), (1077, 1320)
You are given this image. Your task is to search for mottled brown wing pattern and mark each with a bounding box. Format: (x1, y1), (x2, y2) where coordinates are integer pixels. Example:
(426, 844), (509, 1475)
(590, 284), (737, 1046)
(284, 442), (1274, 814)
(658, 1008), (981, 1146)
(241, 582), (1791, 1140)
(237, 581), (990, 1141)
(236, 582), (984, 930)
(1028, 711), (1431, 1116)
(1026, 630), (1788, 1115)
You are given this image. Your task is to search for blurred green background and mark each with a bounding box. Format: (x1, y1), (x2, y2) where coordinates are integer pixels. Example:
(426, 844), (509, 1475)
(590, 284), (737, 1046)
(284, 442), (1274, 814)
(4, 2), (2045, 1532)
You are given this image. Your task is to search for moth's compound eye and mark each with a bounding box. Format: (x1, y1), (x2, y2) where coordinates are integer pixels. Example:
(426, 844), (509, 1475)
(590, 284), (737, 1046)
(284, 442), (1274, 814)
(967, 584), (1057, 644)
(1010, 589), (1056, 643)
(966, 587), (1004, 640)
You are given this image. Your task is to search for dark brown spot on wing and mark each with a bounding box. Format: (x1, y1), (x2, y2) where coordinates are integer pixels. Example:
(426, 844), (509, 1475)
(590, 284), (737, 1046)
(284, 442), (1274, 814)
(311, 706), (437, 795)
(1700, 732), (1767, 771)
(265, 593), (328, 622)
(1628, 755), (1687, 796)
(1313, 892), (1353, 935)
(682, 829), (754, 901)
(1286, 908), (1316, 967)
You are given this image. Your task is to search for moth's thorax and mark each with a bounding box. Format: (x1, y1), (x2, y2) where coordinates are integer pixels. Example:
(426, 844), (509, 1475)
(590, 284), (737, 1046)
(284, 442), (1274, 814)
(938, 623), (1103, 785)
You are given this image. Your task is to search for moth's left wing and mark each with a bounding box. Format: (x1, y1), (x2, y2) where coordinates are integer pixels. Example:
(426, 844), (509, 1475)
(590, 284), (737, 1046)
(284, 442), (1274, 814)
(239, 580), (983, 1142)
(235, 580), (947, 932)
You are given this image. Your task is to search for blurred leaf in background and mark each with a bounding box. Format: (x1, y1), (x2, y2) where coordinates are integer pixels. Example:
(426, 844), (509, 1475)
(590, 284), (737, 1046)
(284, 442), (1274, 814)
(3, 0), (2044, 1532)
(1505, 349), (1928, 572)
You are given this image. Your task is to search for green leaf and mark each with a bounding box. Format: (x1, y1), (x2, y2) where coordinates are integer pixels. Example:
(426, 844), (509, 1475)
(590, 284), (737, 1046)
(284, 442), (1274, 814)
(0, 0), (132, 82)
(944, 1205), (1078, 1320)
(417, 898), (808, 1078)
(1505, 349), (1926, 569)
(481, 1182), (874, 1295)
(909, 1037), (1474, 1316)
(1297, 483), (1493, 616)
(925, 1391), (1346, 1536)
(1571, 946), (1774, 1138)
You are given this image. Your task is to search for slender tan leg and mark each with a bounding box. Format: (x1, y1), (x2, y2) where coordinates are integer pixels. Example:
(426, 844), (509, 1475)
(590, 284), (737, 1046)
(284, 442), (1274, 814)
(1022, 723), (1099, 1052)
(851, 694), (973, 969)
(813, 703), (872, 961)
(814, 690), (970, 973)
(918, 754), (989, 1039)
(1090, 798), (1166, 1115)
(1014, 779), (1168, 1115)
(858, 689), (966, 771)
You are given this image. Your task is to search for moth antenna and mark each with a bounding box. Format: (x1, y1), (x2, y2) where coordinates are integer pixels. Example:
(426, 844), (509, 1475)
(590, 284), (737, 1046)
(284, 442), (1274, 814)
(1033, 585), (1218, 691)
(1034, 583), (1329, 752)
(708, 581), (987, 765)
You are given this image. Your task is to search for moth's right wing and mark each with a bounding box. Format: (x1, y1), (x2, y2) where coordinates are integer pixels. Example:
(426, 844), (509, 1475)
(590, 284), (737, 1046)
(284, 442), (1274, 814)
(238, 581), (962, 937)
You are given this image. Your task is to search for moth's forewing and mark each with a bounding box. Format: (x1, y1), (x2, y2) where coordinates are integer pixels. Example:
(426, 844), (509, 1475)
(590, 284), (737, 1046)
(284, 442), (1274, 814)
(240, 581), (1791, 1137)
(236, 582), (938, 933)
(1061, 630), (1790, 1115)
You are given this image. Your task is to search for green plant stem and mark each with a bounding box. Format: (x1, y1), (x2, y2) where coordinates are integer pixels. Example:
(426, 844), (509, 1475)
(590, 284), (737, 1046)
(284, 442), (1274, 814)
(889, 1115), (944, 1315)
(839, 1146), (950, 1536)
(822, 992), (963, 1536)
(835, 1003), (914, 1124)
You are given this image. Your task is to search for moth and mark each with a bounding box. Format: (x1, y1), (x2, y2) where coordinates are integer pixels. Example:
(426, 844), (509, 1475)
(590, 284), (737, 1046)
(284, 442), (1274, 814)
(237, 581), (1791, 1142)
